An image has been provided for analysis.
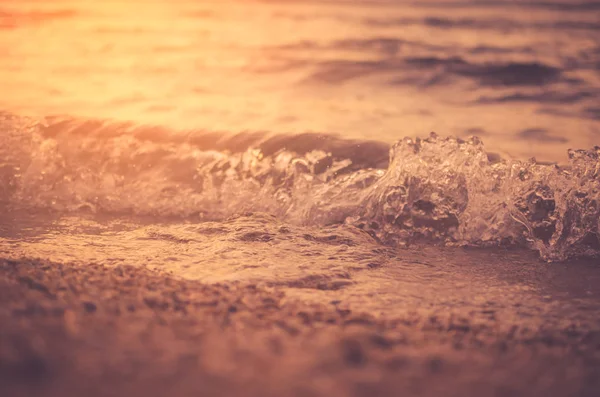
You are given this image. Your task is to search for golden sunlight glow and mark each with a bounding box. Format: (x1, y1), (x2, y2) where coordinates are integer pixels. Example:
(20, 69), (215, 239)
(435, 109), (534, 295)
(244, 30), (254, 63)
(1, 0), (596, 161)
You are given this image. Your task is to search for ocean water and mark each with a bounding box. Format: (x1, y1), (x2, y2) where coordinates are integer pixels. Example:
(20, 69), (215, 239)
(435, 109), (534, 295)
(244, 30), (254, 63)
(0, 0), (599, 297)
(1, 0), (599, 160)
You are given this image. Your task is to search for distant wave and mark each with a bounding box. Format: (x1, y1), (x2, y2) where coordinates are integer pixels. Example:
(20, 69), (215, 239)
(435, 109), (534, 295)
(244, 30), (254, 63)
(267, 37), (597, 96)
(1, 112), (598, 261)
(411, 1), (600, 12)
(364, 16), (600, 32)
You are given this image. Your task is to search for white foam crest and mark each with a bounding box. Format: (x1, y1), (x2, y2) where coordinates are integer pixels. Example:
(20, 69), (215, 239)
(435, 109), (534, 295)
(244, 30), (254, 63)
(2, 115), (598, 261)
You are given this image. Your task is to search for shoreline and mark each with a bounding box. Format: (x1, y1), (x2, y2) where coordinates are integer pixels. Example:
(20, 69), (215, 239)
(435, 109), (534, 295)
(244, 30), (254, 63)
(1, 258), (599, 397)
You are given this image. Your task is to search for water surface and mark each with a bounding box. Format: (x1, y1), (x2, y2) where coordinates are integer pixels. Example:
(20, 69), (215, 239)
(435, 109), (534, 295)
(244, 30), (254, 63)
(1, 0), (599, 160)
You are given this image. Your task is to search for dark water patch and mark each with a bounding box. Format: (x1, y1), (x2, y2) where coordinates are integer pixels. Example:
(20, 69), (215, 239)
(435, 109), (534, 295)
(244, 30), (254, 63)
(259, 133), (389, 170)
(271, 274), (353, 291)
(0, 334), (49, 382)
(421, 16), (518, 31)
(236, 231), (274, 243)
(364, 15), (600, 33)
(454, 61), (562, 86)
(17, 276), (54, 298)
(517, 128), (568, 144)
(469, 45), (534, 55)
(144, 232), (195, 244)
(404, 56), (466, 68)
(271, 40), (320, 51)
(536, 106), (600, 121)
(486, 152), (504, 164)
(583, 107), (600, 120)
(332, 37), (404, 57)
(309, 56), (563, 87)
(411, 1), (600, 12)
(552, 20), (600, 31)
(307, 59), (399, 84)
(475, 90), (597, 104)
(419, 73), (453, 87)
(269, 37), (446, 56)
(196, 226), (230, 236)
(302, 234), (357, 246)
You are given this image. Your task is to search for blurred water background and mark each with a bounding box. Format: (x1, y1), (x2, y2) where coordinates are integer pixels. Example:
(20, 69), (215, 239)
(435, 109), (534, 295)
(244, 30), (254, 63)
(1, 0), (599, 161)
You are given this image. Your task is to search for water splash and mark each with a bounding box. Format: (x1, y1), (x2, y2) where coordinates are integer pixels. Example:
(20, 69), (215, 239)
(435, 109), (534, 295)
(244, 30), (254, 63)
(1, 114), (598, 261)
(349, 134), (599, 261)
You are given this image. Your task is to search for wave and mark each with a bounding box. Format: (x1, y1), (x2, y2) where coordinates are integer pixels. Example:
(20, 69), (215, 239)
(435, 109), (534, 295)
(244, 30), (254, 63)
(363, 16), (600, 32)
(1, 112), (598, 261)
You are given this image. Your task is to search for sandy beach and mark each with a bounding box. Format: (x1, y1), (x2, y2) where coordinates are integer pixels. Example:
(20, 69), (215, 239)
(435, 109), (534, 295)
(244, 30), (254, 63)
(2, 256), (599, 397)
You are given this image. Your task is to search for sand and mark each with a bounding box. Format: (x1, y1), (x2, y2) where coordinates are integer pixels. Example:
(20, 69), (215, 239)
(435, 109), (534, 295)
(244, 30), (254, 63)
(1, 258), (599, 397)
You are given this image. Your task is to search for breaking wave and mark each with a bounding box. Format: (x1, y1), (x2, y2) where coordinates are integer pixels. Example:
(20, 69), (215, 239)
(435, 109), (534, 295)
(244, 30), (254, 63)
(1, 112), (598, 261)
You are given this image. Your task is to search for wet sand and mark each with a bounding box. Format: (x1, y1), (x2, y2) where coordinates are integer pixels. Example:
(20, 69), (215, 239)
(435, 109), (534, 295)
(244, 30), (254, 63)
(1, 257), (599, 397)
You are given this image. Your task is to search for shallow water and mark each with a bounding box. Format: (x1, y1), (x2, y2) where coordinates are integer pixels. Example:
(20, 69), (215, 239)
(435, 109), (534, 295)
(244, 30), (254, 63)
(2, 211), (600, 321)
